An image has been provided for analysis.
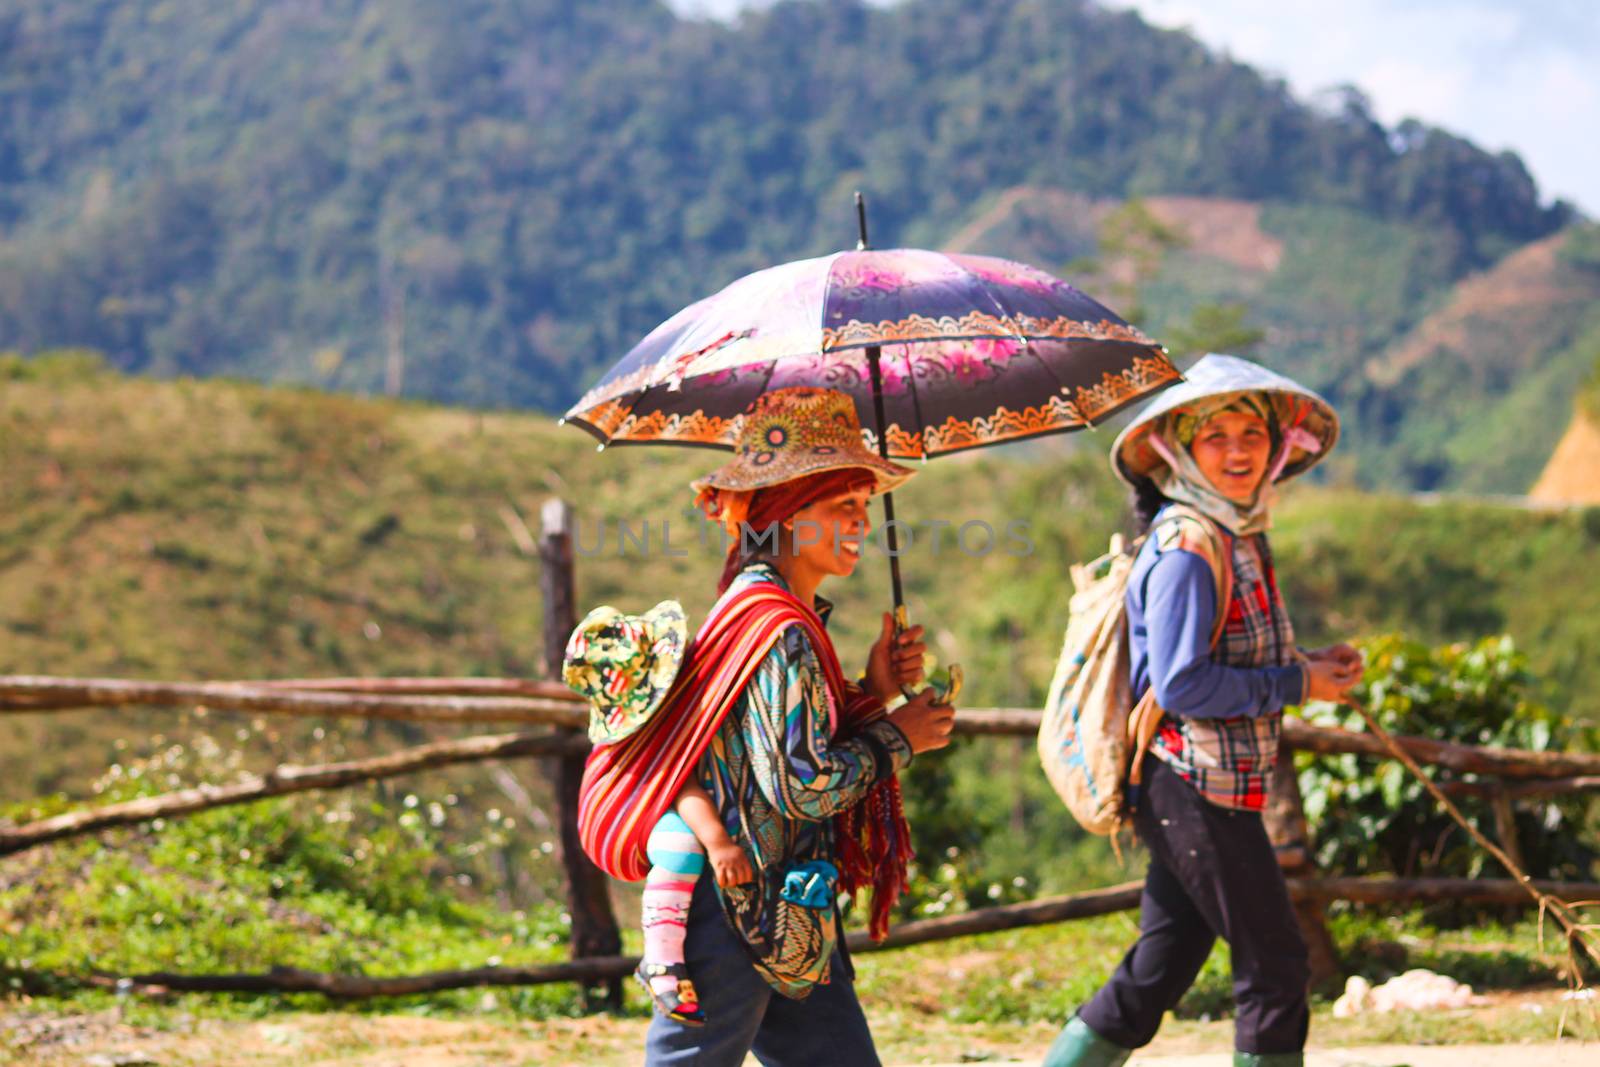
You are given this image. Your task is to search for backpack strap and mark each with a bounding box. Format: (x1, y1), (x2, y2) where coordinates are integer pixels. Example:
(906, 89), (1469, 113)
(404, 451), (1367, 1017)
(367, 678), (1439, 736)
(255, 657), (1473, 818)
(1124, 506), (1235, 789)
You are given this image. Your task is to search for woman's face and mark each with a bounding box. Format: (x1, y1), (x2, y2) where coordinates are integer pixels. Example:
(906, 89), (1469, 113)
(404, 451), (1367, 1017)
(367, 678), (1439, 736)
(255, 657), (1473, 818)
(785, 485), (874, 579)
(1188, 410), (1272, 503)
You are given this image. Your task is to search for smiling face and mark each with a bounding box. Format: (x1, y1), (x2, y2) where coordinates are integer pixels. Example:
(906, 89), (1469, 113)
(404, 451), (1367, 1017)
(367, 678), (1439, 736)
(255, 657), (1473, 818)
(784, 485), (874, 580)
(1188, 410), (1272, 503)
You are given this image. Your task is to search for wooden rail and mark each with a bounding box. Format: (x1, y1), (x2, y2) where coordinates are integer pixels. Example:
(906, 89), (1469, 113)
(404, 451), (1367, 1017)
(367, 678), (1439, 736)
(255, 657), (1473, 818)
(7, 691), (1599, 783)
(957, 709), (1600, 780)
(0, 731), (588, 856)
(25, 875), (1600, 1000)
(0, 677), (586, 727)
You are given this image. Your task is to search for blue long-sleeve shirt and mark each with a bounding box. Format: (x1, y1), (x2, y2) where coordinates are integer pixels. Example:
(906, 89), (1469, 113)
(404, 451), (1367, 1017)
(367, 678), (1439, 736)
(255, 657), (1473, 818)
(1127, 529), (1306, 718)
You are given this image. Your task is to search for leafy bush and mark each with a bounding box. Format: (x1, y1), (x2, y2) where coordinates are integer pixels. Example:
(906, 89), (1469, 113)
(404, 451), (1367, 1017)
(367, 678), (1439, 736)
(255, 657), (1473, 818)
(1298, 635), (1598, 889)
(1582, 353), (1600, 424)
(0, 734), (583, 1017)
(0, 348), (111, 382)
(1559, 222), (1600, 274)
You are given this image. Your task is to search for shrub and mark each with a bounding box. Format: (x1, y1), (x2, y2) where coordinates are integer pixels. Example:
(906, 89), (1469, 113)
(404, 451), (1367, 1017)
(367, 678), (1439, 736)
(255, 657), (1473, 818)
(0, 348), (111, 382)
(1298, 634), (1598, 892)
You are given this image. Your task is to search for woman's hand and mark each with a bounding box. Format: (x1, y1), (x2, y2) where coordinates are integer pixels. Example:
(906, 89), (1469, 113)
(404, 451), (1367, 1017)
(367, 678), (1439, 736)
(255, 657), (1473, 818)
(706, 840), (754, 888)
(1304, 643), (1363, 701)
(1305, 657), (1361, 704)
(1307, 643), (1363, 675)
(864, 612), (926, 702)
(886, 687), (956, 754)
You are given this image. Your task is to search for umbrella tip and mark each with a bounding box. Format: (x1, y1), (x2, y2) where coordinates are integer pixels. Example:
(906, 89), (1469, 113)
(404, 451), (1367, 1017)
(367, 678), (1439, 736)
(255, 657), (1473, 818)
(557, 417), (566, 426)
(596, 443), (606, 453)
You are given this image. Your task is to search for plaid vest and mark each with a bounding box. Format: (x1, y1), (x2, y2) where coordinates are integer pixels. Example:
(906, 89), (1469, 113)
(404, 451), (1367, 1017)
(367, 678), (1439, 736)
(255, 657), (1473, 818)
(1151, 527), (1298, 811)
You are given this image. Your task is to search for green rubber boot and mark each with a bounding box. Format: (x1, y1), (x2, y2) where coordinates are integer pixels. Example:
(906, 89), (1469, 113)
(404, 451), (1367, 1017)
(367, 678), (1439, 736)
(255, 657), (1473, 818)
(1041, 1016), (1133, 1067)
(1233, 1053), (1304, 1067)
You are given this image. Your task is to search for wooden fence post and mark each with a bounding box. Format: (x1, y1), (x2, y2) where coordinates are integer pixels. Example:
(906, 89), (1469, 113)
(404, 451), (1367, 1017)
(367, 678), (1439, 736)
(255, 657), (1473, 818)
(1489, 786), (1527, 874)
(540, 498), (623, 1010)
(1263, 741), (1342, 989)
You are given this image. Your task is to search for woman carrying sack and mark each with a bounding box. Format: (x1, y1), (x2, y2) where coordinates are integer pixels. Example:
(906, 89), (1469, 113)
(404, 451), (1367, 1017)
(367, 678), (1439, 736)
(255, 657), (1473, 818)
(577, 387), (956, 1067)
(1046, 355), (1362, 1067)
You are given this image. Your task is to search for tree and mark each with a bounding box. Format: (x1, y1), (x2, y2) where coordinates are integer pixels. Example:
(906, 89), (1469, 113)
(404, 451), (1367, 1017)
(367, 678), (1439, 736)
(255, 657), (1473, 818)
(1164, 302), (1265, 357)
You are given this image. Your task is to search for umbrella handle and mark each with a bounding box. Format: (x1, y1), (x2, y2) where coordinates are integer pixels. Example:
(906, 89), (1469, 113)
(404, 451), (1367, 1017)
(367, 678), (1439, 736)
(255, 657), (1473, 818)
(893, 605), (962, 706)
(856, 197), (963, 710)
(894, 603), (918, 702)
(901, 665), (962, 706)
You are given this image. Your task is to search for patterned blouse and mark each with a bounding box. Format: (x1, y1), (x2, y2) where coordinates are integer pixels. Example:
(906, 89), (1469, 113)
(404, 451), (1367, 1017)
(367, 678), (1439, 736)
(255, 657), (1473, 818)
(696, 562), (913, 998)
(1127, 508), (1307, 810)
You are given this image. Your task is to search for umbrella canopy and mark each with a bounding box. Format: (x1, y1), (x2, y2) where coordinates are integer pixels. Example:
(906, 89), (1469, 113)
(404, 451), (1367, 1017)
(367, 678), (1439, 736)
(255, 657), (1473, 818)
(563, 249), (1180, 458)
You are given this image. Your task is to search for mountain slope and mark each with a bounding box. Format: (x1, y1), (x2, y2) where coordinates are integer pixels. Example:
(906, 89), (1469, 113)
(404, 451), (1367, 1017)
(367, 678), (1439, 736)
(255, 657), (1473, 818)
(1531, 357), (1600, 504)
(944, 183), (1600, 493)
(1531, 412), (1600, 505)
(0, 0), (1567, 424)
(1352, 230), (1600, 492)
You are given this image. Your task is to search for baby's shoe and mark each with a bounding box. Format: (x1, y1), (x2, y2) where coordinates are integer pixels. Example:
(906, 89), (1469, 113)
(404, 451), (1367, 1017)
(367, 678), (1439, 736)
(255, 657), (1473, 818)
(635, 961), (706, 1027)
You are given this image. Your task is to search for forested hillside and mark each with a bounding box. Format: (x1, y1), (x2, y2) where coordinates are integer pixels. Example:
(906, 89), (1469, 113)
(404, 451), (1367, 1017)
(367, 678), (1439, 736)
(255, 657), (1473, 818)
(0, 0), (1570, 444)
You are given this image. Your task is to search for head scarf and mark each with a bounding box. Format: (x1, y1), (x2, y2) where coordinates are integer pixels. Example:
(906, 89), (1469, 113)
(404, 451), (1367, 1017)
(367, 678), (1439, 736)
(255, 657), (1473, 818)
(1148, 392), (1283, 536)
(698, 468), (877, 593)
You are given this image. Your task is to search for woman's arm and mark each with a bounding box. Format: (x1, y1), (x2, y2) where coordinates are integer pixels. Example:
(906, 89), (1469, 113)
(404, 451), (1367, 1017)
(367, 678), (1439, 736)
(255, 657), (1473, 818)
(739, 625), (912, 822)
(1143, 549), (1306, 718)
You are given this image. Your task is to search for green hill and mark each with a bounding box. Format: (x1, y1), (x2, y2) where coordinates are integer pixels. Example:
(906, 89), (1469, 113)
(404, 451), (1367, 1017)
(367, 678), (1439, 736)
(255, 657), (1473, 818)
(0, 0), (1568, 451)
(5, 360), (1598, 785)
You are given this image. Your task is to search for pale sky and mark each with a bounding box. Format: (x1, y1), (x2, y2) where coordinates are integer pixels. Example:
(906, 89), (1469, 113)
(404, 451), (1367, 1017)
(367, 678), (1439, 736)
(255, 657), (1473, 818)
(670, 0), (1599, 215)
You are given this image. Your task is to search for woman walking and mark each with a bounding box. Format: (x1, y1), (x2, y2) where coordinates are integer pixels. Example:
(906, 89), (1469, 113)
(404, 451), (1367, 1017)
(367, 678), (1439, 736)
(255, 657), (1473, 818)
(1046, 355), (1361, 1067)
(579, 386), (956, 1066)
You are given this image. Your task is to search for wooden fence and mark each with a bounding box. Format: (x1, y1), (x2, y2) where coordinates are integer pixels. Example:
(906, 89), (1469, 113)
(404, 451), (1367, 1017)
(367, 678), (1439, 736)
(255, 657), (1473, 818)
(3, 498), (1598, 1000)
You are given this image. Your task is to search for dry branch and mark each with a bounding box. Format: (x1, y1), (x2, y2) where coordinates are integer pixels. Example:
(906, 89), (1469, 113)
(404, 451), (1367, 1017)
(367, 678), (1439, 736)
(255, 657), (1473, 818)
(0, 731), (588, 856)
(1282, 717), (1600, 780)
(1338, 695), (1600, 978)
(79, 957), (640, 998)
(1290, 877), (1600, 906)
(252, 677), (577, 700)
(6, 684), (1597, 784)
(541, 495), (624, 1008)
(947, 707), (1045, 736)
(1440, 776), (1600, 798)
(843, 881), (1143, 951)
(0, 676), (586, 728)
(954, 708), (1600, 780)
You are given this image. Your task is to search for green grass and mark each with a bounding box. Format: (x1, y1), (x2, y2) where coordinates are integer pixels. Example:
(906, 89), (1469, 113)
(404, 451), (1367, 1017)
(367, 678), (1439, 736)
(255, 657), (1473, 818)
(0, 748), (586, 1021)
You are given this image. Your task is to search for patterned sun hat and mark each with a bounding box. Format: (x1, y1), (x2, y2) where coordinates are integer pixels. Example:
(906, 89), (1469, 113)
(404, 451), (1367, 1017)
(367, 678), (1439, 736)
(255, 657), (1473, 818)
(689, 387), (915, 495)
(562, 600), (688, 745)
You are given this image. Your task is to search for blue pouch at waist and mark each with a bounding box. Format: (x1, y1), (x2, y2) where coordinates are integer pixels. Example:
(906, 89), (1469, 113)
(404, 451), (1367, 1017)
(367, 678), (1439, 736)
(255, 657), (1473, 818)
(778, 859), (839, 910)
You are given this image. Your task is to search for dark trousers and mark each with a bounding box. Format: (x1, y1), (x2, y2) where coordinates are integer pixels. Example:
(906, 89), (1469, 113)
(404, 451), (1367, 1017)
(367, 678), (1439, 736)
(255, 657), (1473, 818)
(1078, 755), (1310, 1054)
(645, 871), (881, 1066)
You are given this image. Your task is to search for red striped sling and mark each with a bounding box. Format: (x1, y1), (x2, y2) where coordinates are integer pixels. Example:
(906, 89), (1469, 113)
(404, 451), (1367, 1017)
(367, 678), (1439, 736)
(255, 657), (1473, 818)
(576, 579), (913, 939)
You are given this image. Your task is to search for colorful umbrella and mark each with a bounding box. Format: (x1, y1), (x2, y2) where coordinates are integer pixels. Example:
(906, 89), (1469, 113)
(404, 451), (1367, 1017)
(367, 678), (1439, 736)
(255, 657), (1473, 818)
(564, 260), (1178, 459)
(563, 198), (1181, 692)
